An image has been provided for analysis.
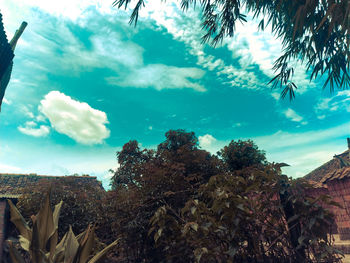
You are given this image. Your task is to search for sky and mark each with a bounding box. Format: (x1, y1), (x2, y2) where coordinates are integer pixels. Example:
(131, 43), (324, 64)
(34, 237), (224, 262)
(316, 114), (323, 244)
(0, 0), (349, 189)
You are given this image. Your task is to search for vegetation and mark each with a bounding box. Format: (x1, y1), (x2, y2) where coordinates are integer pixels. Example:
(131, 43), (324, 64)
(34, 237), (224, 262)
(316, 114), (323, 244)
(7, 193), (119, 263)
(113, 0), (350, 99)
(16, 177), (104, 240)
(7, 130), (342, 262)
(97, 129), (341, 262)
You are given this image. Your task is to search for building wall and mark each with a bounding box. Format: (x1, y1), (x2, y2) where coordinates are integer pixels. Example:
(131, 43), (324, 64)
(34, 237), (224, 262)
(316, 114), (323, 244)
(308, 186), (339, 234)
(327, 179), (350, 240)
(0, 199), (7, 261)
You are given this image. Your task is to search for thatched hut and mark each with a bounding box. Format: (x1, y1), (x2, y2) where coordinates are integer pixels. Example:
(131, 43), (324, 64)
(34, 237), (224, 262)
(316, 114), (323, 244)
(305, 139), (350, 240)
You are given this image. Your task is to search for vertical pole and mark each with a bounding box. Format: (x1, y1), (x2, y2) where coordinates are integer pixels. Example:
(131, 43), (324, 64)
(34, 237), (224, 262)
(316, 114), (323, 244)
(9, 21), (27, 52)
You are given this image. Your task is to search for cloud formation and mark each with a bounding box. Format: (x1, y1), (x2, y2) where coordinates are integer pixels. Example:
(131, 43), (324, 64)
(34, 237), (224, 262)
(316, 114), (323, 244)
(198, 134), (217, 148)
(137, 3), (313, 94)
(283, 108), (307, 125)
(197, 122), (350, 178)
(315, 90), (350, 119)
(107, 64), (205, 91)
(39, 91), (110, 144)
(18, 121), (50, 137)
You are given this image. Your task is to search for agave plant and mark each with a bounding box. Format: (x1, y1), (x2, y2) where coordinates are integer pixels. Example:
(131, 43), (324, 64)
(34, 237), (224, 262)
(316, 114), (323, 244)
(7, 193), (119, 263)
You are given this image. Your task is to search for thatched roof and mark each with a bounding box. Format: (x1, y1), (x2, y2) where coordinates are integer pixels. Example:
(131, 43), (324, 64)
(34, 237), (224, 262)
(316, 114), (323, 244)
(320, 166), (350, 184)
(304, 149), (350, 183)
(307, 180), (328, 189)
(0, 173), (104, 198)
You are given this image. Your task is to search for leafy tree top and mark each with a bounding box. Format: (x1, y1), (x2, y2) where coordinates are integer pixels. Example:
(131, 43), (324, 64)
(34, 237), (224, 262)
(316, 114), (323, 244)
(113, 0), (350, 100)
(158, 129), (199, 152)
(218, 139), (267, 171)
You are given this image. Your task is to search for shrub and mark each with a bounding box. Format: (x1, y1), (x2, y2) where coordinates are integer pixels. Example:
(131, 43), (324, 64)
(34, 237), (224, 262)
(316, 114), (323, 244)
(16, 176), (105, 240)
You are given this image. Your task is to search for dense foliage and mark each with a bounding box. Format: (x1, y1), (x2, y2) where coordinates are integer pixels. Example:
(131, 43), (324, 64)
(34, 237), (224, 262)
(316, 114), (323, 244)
(113, 0), (350, 99)
(97, 129), (341, 262)
(7, 193), (119, 263)
(16, 176), (105, 240)
(11, 130), (341, 262)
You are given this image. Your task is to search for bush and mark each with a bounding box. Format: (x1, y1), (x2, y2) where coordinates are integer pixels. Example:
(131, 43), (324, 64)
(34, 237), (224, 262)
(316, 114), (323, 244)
(16, 176), (105, 240)
(100, 130), (342, 262)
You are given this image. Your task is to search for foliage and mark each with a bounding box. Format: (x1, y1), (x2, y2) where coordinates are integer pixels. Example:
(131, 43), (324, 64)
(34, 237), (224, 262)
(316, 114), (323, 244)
(102, 129), (221, 261)
(7, 193), (119, 263)
(111, 140), (154, 189)
(150, 166), (342, 262)
(101, 129), (342, 262)
(218, 139), (267, 171)
(113, 0), (350, 99)
(16, 177), (104, 240)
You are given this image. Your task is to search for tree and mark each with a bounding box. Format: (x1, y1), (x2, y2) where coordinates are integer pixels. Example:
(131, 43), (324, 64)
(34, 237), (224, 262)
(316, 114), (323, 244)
(150, 166), (341, 262)
(103, 130), (341, 262)
(218, 139), (267, 171)
(113, 0), (350, 100)
(105, 130), (222, 262)
(111, 140), (153, 189)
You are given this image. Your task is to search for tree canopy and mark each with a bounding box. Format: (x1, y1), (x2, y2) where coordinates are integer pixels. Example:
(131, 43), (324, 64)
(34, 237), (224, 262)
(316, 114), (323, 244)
(101, 130), (341, 262)
(113, 0), (350, 99)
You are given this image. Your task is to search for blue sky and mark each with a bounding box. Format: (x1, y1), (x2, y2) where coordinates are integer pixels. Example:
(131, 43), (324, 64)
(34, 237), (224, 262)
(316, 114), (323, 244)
(1, 1), (349, 189)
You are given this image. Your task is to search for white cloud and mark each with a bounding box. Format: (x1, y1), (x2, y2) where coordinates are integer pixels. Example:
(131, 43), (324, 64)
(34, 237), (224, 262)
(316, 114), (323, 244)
(283, 108), (307, 124)
(197, 122), (350, 178)
(199, 134), (217, 148)
(252, 126), (350, 178)
(137, 3), (265, 90)
(0, 0), (113, 25)
(18, 121), (50, 137)
(315, 90), (350, 118)
(107, 64), (206, 91)
(271, 92), (280, 100)
(198, 134), (227, 154)
(2, 0), (315, 96)
(2, 3), (206, 93)
(137, 3), (315, 95)
(232, 122), (244, 128)
(39, 91), (110, 144)
(20, 105), (35, 118)
(3, 98), (11, 105)
(0, 163), (21, 173)
(253, 122), (350, 152)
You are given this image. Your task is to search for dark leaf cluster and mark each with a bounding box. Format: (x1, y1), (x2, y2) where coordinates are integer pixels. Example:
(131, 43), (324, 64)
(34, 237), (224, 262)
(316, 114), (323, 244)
(99, 130), (342, 262)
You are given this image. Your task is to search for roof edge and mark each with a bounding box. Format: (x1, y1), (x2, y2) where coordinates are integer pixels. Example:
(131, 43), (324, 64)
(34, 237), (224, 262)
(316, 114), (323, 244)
(0, 173), (97, 179)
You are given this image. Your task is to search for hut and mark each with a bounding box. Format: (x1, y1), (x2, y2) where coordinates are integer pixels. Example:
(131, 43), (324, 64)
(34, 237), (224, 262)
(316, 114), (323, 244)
(305, 138), (350, 240)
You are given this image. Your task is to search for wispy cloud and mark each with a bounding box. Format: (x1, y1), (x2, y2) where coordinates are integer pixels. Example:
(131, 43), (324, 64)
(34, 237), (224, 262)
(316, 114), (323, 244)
(39, 91), (110, 144)
(198, 134), (217, 149)
(0, 163), (22, 173)
(315, 90), (350, 119)
(107, 64), (205, 91)
(137, 3), (265, 90)
(18, 121), (50, 137)
(137, 4), (314, 94)
(283, 108), (308, 125)
(198, 122), (350, 177)
(5, 5), (206, 93)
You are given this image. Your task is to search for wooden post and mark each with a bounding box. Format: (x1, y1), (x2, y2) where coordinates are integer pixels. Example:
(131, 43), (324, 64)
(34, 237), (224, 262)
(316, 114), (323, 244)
(9, 21), (27, 51)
